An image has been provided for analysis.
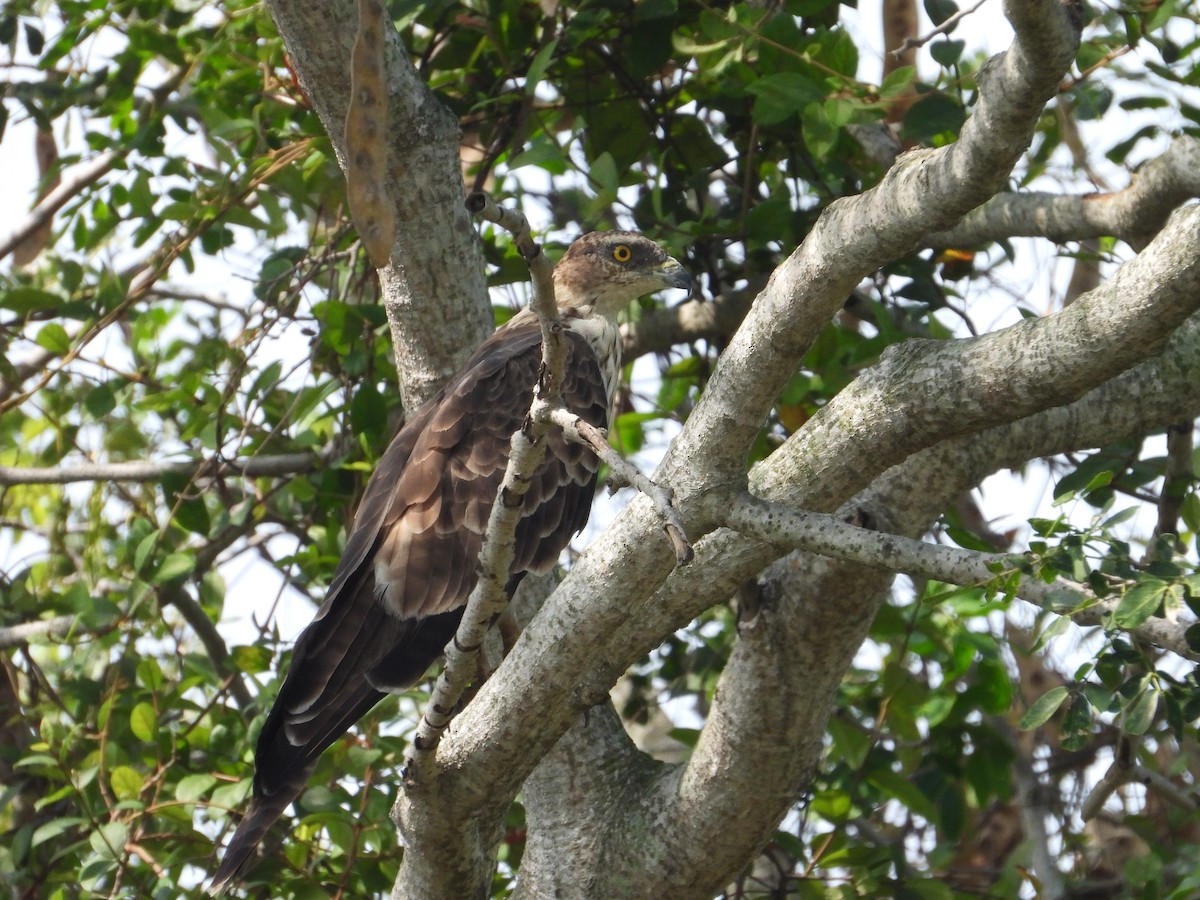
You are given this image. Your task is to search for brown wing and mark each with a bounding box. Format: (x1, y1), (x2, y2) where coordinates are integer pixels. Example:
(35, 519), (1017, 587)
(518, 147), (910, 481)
(211, 315), (609, 889)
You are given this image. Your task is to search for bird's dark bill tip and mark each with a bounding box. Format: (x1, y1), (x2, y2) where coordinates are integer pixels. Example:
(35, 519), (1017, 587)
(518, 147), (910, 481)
(662, 260), (692, 291)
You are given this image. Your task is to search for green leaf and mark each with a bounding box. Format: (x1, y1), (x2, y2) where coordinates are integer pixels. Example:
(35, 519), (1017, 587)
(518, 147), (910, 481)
(35, 323), (72, 355)
(1122, 687), (1158, 735)
(89, 821), (128, 860)
(1186, 623), (1200, 652)
(84, 381), (120, 418)
(1083, 469), (1114, 494)
(231, 644), (273, 675)
(590, 152), (619, 197)
(867, 767), (936, 819)
(133, 530), (162, 574)
(524, 39), (558, 92)
(929, 39), (964, 67)
(1113, 580), (1167, 629)
(1061, 692), (1094, 751)
(924, 0), (959, 26)
(30, 817), (86, 849)
(1, 287), (63, 314)
(901, 92), (966, 142)
(811, 788), (852, 822)
(1019, 686), (1069, 729)
(130, 702), (157, 742)
(176, 773), (218, 804)
(153, 552), (195, 584)
(110, 765), (143, 800)
(747, 73), (824, 126)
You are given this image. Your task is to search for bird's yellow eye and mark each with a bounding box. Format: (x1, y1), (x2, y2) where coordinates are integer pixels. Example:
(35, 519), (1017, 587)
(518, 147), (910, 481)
(612, 244), (632, 263)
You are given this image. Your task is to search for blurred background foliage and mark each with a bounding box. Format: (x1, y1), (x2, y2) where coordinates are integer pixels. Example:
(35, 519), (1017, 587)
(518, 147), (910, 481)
(0, 0), (1198, 896)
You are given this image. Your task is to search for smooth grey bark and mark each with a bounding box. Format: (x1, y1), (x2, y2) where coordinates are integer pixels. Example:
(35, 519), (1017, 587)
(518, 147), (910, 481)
(925, 135), (1200, 250)
(256, 1), (1200, 898)
(424, 1), (1097, 897)
(264, 0), (491, 412)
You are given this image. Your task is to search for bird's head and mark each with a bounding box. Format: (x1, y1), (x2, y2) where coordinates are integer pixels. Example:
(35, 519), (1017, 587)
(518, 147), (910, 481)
(553, 231), (691, 319)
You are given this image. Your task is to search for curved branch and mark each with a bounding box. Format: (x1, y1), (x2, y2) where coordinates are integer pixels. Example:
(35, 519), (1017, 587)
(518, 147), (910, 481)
(926, 136), (1200, 250)
(576, 310), (1200, 896)
(658, 0), (1082, 491)
(0, 151), (122, 263)
(762, 204), (1200, 513)
(418, 3), (1085, 895)
(0, 615), (81, 649)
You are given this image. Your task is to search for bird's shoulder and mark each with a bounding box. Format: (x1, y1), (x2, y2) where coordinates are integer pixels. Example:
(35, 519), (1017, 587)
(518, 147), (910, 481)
(323, 310), (607, 607)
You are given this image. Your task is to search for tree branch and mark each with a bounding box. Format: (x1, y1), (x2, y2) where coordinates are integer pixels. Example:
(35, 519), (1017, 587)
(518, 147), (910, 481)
(418, 7), (1087, 883)
(760, 204), (1200, 521)
(709, 491), (1198, 662)
(265, 0), (491, 410)
(925, 135), (1200, 250)
(657, 0), (1083, 493)
(0, 615), (81, 650)
(565, 291), (1200, 895)
(542, 406), (692, 564)
(0, 151), (122, 263)
(0, 444), (346, 486)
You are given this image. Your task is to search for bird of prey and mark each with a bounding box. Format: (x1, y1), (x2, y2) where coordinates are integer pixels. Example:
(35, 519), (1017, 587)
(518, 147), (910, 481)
(210, 231), (690, 890)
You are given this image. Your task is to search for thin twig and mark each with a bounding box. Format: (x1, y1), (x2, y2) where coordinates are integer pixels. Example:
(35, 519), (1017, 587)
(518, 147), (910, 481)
(0, 443), (345, 486)
(541, 404), (692, 564)
(713, 490), (1198, 662)
(890, 0), (989, 57)
(0, 615), (81, 649)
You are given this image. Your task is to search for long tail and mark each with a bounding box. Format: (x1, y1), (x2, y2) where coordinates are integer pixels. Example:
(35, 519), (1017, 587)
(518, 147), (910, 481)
(208, 790), (299, 894)
(208, 602), (465, 893)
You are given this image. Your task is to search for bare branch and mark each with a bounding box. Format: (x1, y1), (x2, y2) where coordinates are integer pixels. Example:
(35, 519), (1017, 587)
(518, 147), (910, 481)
(1081, 746), (1199, 821)
(657, 0), (1083, 493)
(0, 615), (81, 650)
(541, 405), (692, 564)
(0, 150), (121, 263)
(0, 444), (346, 486)
(926, 135), (1200, 249)
(710, 491), (1199, 662)
(890, 0), (989, 57)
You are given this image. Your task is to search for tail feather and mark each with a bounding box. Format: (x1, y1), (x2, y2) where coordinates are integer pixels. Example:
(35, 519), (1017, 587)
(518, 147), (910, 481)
(208, 790), (298, 894)
(208, 606), (466, 891)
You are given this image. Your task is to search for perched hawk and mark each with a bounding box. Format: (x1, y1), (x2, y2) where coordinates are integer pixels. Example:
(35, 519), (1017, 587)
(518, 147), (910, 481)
(210, 231), (689, 889)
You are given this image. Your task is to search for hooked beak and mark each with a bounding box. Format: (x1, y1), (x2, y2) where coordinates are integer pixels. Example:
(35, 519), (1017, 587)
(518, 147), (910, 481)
(658, 257), (692, 291)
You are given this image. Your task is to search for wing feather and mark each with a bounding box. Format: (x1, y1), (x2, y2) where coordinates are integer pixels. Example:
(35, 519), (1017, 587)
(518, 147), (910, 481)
(212, 313), (610, 889)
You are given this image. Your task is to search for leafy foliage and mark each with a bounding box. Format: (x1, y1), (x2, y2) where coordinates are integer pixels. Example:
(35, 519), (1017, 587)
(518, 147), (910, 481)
(1, 0), (1198, 897)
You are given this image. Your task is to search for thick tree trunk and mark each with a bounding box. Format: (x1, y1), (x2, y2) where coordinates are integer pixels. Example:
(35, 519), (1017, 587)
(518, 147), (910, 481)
(254, 2), (1200, 898)
(265, 0), (491, 411)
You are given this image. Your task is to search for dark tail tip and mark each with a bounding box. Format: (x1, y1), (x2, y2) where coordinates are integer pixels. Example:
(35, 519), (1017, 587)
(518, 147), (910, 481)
(208, 795), (287, 895)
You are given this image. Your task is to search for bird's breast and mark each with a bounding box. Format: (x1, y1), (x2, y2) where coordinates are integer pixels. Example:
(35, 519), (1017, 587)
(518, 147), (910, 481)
(562, 313), (622, 418)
